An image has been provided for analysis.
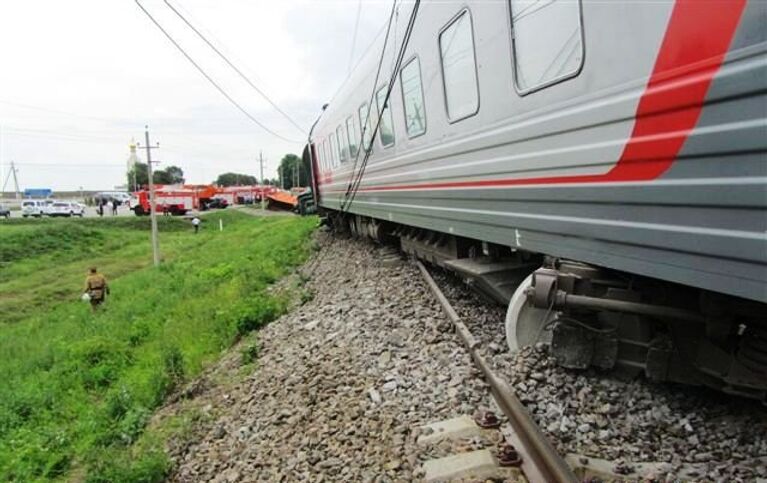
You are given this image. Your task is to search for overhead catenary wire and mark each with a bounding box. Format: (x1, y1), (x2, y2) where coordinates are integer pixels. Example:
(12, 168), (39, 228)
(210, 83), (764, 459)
(1, 125), (256, 161)
(162, 0), (307, 136)
(339, 0), (398, 212)
(347, 0), (363, 76)
(341, 0), (420, 213)
(134, 0), (302, 144)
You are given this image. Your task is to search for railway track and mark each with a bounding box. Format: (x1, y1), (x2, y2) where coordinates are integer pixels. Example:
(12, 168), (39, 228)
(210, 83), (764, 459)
(164, 233), (765, 482)
(416, 260), (578, 483)
(420, 259), (767, 482)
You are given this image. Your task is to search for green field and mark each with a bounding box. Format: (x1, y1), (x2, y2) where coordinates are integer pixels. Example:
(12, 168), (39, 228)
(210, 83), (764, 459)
(0, 212), (316, 481)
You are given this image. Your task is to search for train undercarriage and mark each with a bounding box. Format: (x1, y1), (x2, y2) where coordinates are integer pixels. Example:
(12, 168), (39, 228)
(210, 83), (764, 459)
(327, 212), (767, 402)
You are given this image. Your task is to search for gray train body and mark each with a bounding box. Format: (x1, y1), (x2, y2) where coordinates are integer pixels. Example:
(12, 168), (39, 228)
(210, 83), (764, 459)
(309, 0), (767, 399)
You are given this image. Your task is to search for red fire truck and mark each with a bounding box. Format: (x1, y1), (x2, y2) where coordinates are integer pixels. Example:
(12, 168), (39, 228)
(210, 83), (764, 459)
(131, 186), (194, 215)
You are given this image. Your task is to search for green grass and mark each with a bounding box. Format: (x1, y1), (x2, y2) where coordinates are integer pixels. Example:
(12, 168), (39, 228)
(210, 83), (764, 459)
(0, 217), (191, 324)
(0, 212), (316, 481)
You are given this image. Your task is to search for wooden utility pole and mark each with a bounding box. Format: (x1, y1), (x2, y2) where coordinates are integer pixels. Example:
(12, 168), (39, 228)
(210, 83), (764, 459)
(259, 151), (266, 211)
(138, 126), (161, 267)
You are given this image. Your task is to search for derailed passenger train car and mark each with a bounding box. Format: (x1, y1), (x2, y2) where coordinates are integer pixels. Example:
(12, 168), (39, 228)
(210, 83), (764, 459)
(307, 0), (767, 400)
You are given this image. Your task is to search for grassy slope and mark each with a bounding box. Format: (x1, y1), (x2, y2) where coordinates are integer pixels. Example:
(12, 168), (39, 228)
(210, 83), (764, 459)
(0, 212), (316, 482)
(0, 218), (190, 324)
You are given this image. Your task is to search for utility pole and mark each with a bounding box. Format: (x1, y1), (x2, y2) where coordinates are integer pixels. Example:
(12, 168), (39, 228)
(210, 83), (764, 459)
(0, 124), (4, 198)
(137, 126), (161, 267)
(2, 161), (21, 200)
(259, 151), (266, 211)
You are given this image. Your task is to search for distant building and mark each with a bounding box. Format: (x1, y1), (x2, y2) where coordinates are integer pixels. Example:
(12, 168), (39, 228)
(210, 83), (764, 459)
(126, 139), (142, 191)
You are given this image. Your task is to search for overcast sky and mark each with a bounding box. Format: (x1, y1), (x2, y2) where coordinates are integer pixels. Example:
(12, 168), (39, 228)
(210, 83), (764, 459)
(0, 0), (390, 191)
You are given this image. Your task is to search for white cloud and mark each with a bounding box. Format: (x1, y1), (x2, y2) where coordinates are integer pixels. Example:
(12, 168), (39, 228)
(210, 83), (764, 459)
(0, 0), (389, 191)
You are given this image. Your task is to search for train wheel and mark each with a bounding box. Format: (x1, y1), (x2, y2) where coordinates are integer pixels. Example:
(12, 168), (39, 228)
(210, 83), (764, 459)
(505, 273), (558, 353)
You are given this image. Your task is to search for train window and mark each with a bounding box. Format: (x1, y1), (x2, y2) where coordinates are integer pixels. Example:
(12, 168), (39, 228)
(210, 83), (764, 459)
(329, 133), (337, 168)
(346, 115), (359, 159)
(376, 86), (395, 147)
(510, 0), (584, 94)
(337, 124), (348, 163)
(439, 9), (479, 122)
(358, 103), (373, 153)
(321, 139), (328, 171)
(400, 57), (426, 138)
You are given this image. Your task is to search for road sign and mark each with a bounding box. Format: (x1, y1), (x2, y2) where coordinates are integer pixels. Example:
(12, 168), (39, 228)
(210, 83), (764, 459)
(24, 188), (52, 198)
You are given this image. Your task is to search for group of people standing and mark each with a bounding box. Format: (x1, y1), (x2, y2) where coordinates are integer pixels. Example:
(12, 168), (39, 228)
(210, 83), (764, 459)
(96, 199), (120, 217)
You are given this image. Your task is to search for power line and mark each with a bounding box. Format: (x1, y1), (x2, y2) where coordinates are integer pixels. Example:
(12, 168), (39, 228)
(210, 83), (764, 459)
(0, 99), (131, 124)
(342, 0), (420, 213)
(13, 162), (127, 169)
(340, 0), (398, 212)
(134, 0), (302, 144)
(347, 0), (363, 76)
(327, 10), (393, 107)
(163, 0), (307, 135)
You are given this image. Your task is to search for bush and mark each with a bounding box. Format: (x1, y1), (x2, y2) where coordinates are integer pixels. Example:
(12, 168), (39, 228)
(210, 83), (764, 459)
(162, 345), (185, 390)
(85, 449), (168, 483)
(234, 297), (285, 336)
(128, 321), (152, 347)
(68, 337), (133, 391)
(240, 342), (259, 365)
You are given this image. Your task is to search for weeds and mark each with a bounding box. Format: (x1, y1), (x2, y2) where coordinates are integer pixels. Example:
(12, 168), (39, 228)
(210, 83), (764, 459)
(240, 341), (259, 365)
(0, 212), (316, 481)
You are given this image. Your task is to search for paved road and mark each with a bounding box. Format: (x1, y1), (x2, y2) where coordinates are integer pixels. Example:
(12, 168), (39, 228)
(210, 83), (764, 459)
(0, 204), (272, 220)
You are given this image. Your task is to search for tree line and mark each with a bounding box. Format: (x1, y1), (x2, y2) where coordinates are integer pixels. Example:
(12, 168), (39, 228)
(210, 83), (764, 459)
(127, 153), (311, 190)
(127, 163), (185, 189)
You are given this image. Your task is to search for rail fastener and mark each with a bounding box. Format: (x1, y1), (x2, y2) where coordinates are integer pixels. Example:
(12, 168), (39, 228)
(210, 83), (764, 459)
(416, 260), (578, 483)
(475, 410), (502, 429)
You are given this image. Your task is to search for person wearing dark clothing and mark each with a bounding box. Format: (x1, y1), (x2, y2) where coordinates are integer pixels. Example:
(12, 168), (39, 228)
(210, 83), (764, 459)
(112, 200), (118, 215)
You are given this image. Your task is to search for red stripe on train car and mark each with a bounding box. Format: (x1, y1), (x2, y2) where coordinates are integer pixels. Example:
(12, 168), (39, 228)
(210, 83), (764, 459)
(334, 0), (746, 193)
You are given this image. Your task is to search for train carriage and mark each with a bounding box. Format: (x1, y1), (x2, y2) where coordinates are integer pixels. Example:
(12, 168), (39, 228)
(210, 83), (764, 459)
(308, 0), (767, 400)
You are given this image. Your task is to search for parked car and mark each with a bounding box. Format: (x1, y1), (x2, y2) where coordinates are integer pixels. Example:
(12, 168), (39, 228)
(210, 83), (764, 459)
(94, 191), (131, 205)
(42, 199), (54, 215)
(21, 200), (47, 217)
(48, 201), (85, 217)
(203, 198), (229, 210)
(0, 204), (10, 219)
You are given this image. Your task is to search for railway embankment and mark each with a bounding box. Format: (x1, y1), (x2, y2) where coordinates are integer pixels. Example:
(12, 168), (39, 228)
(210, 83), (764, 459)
(158, 231), (767, 482)
(160, 232), (508, 481)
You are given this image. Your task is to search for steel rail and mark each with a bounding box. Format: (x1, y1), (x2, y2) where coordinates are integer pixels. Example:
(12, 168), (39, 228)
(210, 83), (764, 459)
(416, 260), (578, 483)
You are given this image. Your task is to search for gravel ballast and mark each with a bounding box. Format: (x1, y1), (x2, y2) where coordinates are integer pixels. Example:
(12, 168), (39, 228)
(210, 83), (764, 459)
(431, 268), (767, 482)
(166, 233), (495, 482)
(161, 232), (767, 482)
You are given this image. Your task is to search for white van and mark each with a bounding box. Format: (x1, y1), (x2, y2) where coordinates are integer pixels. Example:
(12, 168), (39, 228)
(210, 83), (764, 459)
(21, 200), (47, 217)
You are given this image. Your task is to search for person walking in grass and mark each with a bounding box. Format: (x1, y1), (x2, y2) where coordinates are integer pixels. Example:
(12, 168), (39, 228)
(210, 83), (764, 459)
(83, 267), (109, 311)
(192, 216), (201, 234)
